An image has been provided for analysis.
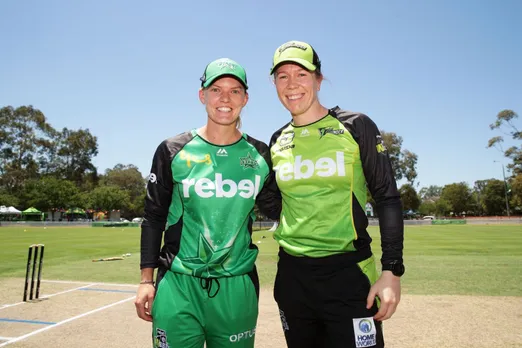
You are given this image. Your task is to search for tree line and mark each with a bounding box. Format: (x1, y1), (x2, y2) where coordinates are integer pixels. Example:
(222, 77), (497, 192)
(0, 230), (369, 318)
(0, 106), (145, 218)
(399, 109), (521, 217)
(1, 106), (520, 219)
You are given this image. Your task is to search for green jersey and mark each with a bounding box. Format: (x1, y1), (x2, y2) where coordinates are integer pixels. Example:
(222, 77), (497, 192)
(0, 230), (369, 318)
(270, 107), (403, 264)
(141, 130), (280, 278)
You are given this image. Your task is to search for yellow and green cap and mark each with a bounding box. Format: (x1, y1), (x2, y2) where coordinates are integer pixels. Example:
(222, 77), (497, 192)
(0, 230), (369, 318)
(200, 58), (248, 89)
(270, 40), (321, 75)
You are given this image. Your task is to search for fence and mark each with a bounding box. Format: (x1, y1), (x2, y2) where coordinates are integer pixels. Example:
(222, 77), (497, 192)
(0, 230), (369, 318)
(252, 221), (278, 230)
(465, 217), (522, 225)
(0, 221), (91, 227)
(91, 221), (140, 228)
(432, 219), (467, 225)
(368, 219), (433, 226)
(1, 218), (521, 229)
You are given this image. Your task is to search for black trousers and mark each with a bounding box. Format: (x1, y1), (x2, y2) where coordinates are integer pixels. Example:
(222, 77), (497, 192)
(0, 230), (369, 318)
(274, 248), (384, 348)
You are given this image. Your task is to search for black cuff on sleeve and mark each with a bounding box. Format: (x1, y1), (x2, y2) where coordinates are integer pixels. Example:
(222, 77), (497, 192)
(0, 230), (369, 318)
(376, 196), (404, 265)
(140, 219), (164, 269)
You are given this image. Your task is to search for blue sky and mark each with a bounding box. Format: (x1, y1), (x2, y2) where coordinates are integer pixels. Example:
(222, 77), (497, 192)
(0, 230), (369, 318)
(1, 0), (521, 189)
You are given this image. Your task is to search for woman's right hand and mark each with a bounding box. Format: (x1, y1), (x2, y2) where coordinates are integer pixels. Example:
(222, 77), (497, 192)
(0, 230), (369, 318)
(134, 283), (156, 322)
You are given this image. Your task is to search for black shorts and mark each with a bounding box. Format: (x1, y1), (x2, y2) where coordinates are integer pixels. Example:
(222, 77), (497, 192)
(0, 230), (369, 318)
(274, 248), (384, 348)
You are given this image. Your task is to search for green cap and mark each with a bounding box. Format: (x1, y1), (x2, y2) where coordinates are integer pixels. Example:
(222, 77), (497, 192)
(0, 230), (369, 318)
(270, 40), (321, 75)
(200, 58), (248, 89)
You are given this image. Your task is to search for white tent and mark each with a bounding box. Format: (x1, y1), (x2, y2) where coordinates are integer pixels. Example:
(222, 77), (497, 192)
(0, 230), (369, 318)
(0, 206), (22, 215)
(7, 206), (22, 214)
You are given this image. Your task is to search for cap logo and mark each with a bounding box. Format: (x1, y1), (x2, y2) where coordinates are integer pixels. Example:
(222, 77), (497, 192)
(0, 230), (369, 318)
(278, 42), (308, 54)
(217, 61), (237, 70)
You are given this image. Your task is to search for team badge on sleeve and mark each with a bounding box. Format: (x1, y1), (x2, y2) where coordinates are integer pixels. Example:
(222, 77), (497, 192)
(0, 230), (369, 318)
(376, 135), (387, 153)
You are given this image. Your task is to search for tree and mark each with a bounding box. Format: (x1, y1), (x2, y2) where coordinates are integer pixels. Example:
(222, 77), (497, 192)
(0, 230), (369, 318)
(129, 192), (146, 219)
(488, 109), (521, 176)
(253, 204), (267, 221)
(509, 174), (522, 213)
(472, 180), (490, 216)
(401, 150), (418, 186)
(88, 186), (131, 212)
(100, 164), (145, 201)
(480, 179), (507, 216)
(0, 105), (100, 195)
(55, 128), (99, 185)
(419, 201), (436, 216)
(72, 191), (92, 210)
(399, 184), (420, 211)
(419, 185), (442, 202)
(440, 182), (472, 216)
(381, 132), (402, 177)
(100, 164), (146, 218)
(380, 131), (418, 185)
(468, 191), (482, 216)
(23, 177), (79, 211)
(435, 198), (451, 217)
(0, 190), (20, 207)
(0, 106), (56, 194)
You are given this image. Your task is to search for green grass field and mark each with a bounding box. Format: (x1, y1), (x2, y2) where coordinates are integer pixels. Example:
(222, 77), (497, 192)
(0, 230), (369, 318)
(1, 224), (520, 296)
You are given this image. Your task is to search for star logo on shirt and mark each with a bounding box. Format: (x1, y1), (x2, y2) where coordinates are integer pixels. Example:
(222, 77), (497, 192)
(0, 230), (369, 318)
(239, 153), (259, 169)
(180, 234), (233, 278)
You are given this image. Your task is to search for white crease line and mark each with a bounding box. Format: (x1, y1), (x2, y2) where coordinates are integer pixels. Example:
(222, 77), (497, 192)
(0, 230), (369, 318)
(0, 296), (135, 347)
(41, 283), (98, 299)
(42, 280), (138, 287)
(0, 301), (24, 310)
(40, 280), (89, 285)
(0, 284), (97, 310)
(0, 338), (15, 341)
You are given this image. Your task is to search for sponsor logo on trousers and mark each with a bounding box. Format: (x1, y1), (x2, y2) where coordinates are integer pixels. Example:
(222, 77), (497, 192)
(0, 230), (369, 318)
(357, 334), (376, 347)
(229, 327), (256, 342)
(154, 328), (169, 348)
(353, 317), (377, 347)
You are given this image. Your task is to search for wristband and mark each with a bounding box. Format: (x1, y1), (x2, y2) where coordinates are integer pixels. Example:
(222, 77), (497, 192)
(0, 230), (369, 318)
(140, 280), (155, 285)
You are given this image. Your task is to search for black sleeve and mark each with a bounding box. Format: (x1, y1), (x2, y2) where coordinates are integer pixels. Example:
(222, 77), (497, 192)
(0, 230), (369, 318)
(246, 135), (282, 220)
(140, 140), (175, 269)
(348, 113), (404, 266)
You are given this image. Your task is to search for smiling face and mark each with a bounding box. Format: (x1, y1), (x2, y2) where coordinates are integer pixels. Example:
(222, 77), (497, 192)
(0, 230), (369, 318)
(273, 63), (323, 118)
(199, 76), (248, 127)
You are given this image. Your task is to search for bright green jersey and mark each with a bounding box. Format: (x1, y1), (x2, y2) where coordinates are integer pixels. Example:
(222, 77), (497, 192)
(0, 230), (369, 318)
(141, 130), (280, 278)
(270, 107), (403, 261)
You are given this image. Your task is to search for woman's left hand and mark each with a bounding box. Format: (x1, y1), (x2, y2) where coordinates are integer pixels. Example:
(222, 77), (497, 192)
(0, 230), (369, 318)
(366, 271), (401, 321)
